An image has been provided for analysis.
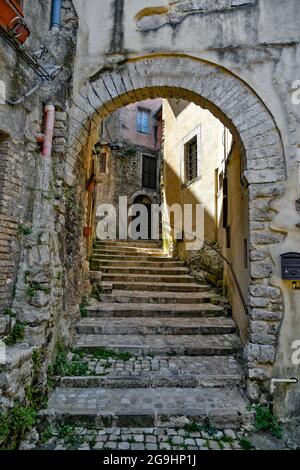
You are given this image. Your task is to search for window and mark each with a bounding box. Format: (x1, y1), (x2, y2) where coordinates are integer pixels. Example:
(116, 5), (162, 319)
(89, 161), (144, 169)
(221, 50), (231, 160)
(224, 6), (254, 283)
(100, 153), (107, 173)
(137, 108), (151, 134)
(142, 155), (157, 189)
(184, 136), (198, 184)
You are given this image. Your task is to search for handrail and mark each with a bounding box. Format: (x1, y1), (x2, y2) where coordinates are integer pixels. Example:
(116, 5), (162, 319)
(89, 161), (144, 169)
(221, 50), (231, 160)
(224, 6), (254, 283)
(163, 221), (249, 317)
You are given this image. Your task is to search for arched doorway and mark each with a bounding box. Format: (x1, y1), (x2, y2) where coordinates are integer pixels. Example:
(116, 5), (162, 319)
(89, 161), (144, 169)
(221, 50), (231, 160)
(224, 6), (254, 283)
(131, 194), (154, 240)
(66, 55), (285, 400)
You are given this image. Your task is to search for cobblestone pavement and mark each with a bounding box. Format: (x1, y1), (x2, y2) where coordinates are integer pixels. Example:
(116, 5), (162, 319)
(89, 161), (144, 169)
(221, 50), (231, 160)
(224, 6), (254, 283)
(66, 354), (241, 378)
(22, 426), (246, 451)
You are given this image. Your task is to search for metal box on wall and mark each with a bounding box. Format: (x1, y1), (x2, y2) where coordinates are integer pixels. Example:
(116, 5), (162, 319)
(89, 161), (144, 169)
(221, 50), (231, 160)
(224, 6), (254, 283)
(281, 252), (300, 280)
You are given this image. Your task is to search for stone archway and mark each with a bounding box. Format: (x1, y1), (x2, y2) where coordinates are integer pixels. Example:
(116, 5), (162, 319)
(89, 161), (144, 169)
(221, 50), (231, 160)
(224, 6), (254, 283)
(66, 54), (286, 401)
(129, 190), (156, 206)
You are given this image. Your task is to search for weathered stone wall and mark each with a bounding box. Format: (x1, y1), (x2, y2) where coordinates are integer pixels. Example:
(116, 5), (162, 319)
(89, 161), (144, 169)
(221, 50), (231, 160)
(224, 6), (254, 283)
(0, 0), (81, 407)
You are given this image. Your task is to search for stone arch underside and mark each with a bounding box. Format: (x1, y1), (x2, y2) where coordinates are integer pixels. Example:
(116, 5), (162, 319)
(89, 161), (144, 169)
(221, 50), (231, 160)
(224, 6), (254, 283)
(129, 190), (157, 205)
(66, 55), (286, 400)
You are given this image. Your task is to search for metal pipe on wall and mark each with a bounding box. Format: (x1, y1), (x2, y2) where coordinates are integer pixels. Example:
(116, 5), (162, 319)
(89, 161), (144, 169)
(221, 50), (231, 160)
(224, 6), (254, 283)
(36, 103), (55, 157)
(51, 0), (62, 31)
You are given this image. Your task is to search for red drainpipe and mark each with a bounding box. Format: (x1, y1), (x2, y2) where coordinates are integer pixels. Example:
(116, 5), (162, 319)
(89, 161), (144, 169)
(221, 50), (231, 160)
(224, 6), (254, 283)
(36, 103), (55, 157)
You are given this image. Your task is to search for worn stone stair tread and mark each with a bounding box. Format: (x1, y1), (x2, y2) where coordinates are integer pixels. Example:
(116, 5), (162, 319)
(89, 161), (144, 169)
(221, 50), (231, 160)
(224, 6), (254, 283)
(101, 274), (194, 283)
(76, 316), (236, 335)
(60, 355), (243, 389)
(93, 250), (167, 256)
(100, 290), (216, 303)
(44, 387), (250, 428)
(94, 246), (165, 252)
(95, 241), (161, 248)
(87, 302), (222, 312)
(100, 281), (212, 292)
(100, 266), (190, 273)
(92, 255), (173, 261)
(74, 333), (241, 355)
(95, 259), (184, 264)
(86, 303), (224, 318)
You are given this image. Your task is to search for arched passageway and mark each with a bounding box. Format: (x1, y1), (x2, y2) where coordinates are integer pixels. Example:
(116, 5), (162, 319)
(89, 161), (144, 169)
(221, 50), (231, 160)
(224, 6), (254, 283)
(66, 55), (285, 401)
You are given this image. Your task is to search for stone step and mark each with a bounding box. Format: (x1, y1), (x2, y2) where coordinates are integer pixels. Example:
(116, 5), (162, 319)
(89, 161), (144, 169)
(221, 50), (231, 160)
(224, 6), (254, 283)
(44, 386), (250, 429)
(100, 266), (190, 275)
(60, 356), (243, 389)
(86, 302), (224, 318)
(92, 254), (173, 262)
(74, 333), (241, 356)
(99, 290), (216, 304)
(101, 273), (194, 283)
(95, 240), (161, 249)
(76, 317), (236, 335)
(93, 259), (185, 268)
(100, 281), (212, 293)
(94, 245), (165, 254)
(93, 246), (168, 258)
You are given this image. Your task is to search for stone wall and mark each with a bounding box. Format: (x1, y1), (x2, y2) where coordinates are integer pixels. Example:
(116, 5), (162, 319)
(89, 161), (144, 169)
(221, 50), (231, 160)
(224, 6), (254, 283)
(0, 0), (82, 407)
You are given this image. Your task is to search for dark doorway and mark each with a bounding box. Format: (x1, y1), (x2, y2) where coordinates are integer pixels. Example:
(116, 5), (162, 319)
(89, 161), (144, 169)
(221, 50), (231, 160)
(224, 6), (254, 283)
(132, 195), (152, 239)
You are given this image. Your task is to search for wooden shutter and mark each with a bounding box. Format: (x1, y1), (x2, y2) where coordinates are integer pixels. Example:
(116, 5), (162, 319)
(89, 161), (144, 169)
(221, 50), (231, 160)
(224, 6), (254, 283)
(143, 156), (157, 189)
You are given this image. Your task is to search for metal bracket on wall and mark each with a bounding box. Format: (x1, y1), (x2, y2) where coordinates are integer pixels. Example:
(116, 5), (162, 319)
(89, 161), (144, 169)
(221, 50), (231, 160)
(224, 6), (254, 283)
(0, 28), (62, 105)
(296, 199), (300, 212)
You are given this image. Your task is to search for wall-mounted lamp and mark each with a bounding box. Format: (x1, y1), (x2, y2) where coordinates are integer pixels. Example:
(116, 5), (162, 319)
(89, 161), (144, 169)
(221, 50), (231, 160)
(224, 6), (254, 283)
(110, 142), (121, 151)
(93, 141), (102, 155)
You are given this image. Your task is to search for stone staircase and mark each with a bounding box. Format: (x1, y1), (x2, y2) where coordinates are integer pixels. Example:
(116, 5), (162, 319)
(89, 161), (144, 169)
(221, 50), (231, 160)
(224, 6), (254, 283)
(45, 239), (250, 430)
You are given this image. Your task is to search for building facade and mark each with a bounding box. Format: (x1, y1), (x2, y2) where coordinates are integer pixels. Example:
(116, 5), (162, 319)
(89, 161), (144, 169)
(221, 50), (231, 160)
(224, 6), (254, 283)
(0, 0), (300, 432)
(96, 99), (162, 239)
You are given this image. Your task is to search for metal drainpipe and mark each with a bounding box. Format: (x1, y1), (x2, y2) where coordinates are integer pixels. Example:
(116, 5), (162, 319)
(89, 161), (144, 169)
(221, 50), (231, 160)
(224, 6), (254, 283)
(51, 0), (62, 31)
(36, 103), (55, 157)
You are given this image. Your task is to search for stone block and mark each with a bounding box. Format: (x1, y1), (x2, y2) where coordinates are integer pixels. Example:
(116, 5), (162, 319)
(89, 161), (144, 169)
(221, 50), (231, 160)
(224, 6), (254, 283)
(245, 343), (276, 364)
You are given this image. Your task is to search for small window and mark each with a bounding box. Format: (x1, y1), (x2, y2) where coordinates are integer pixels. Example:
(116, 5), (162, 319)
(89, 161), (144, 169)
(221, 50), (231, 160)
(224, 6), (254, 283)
(137, 108), (151, 134)
(100, 153), (107, 173)
(184, 136), (198, 184)
(142, 155), (157, 189)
